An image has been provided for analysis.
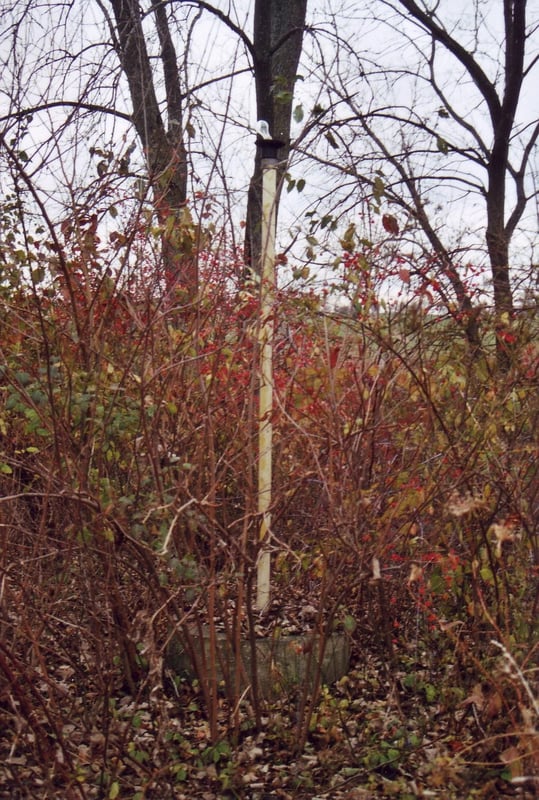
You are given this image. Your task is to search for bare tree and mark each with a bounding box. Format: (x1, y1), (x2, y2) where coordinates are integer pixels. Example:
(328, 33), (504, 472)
(0, 0), (308, 295)
(304, 0), (538, 367)
(106, 0), (194, 290)
(107, 0), (308, 285)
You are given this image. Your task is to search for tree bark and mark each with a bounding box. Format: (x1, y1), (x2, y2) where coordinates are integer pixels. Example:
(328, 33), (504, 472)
(486, 0), (526, 293)
(485, 0), (526, 367)
(244, 0), (308, 274)
(109, 0), (196, 295)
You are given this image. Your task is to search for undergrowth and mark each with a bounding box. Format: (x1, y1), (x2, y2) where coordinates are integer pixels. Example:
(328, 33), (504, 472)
(0, 217), (537, 798)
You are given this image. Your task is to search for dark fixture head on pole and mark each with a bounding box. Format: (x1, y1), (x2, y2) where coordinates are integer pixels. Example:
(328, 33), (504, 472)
(257, 136), (284, 161)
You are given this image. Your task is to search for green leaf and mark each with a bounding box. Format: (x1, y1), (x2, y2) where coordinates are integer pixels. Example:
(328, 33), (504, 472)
(292, 266), (310, 280)
(402, 673), (417, 689)
(424, 683), (437, 703)
(372, 176), (385, 202)
(293, 104), (304, 123)
(340, 223), (356, 253)
(429, 569), (444, 594)
(296, 178), (305, 193)
(15, 371), (32, 386)
(273, 89), (293, 104)
(320, 214), (333, 229)
(436, 136), (449, 154)
(480, 566), (494, 584)
(343, 614), (357, 633)
(173, 765), (188, 781)
(109, 781), (120, 799)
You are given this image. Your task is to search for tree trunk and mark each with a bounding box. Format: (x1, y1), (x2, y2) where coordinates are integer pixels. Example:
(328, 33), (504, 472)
(485, 0), (526, 368)
(109, 0), (196, 296)
(244, 0), (308, 274)
(395, 0), (528, 370)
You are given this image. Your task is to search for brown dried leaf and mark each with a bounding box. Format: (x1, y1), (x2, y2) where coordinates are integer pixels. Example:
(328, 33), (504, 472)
(446, 490), (485, 517)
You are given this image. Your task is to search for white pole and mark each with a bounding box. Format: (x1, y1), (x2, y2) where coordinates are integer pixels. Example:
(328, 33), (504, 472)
(256, 138), (280, 612)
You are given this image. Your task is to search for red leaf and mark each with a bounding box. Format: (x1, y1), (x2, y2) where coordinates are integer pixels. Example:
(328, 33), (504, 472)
(498, 330), (517, 344)
(398, 268), (410, 284)
(329, 345), (340, 369)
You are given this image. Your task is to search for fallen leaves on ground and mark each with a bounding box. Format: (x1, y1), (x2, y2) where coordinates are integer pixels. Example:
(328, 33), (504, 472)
(1, 644), (537, 800)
